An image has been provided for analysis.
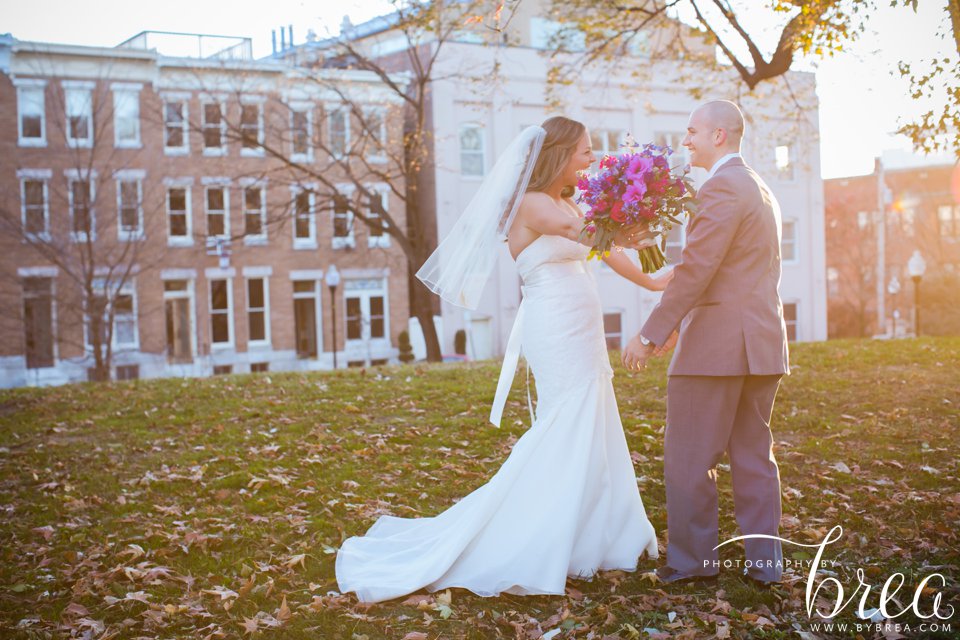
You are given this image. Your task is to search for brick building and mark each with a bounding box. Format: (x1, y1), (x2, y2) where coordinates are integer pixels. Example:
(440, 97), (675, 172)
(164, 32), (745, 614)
(0, 33), (410, 387)
(824, 159), (960, 338)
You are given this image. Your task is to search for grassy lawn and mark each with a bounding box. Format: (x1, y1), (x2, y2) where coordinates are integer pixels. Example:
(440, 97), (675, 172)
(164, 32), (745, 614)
(1, 338), (958, 639)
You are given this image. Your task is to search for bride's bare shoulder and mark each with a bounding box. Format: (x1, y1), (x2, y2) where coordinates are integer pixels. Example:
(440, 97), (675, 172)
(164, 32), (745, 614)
(518, 192), (552, 215)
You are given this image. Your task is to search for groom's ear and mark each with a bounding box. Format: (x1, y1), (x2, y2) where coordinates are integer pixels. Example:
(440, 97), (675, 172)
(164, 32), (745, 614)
(714, 128), (728, 147)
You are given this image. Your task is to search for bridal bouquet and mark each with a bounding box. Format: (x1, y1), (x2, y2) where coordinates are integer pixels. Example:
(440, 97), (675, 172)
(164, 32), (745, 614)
(577, 137), (697, 272)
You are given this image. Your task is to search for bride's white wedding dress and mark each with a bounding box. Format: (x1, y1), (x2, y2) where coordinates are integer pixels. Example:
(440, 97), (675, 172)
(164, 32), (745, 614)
(336, 234), (658, 603)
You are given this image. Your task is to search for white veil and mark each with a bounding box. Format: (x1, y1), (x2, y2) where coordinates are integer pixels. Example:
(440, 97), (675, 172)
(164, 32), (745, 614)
(416, 125), (546, 310)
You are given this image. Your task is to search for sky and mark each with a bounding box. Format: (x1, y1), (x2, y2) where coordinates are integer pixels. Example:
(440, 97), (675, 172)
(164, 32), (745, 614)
(1, 0), (955, 178)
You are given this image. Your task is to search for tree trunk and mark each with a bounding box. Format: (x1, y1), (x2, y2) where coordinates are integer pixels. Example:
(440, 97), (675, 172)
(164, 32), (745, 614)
(411, 277), (443, 362)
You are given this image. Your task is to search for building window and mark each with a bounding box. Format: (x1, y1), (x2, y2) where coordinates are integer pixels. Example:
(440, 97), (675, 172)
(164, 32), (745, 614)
(653, 131), (691, 168)
(16, 81), (46, 147)
(202, 101), (226, 154)
(781, 218), (797, 263)
(209, 278), (233, 347)
(603, 312), (623, 350)
(344, 279), (389, 361)
(366, 188), (390, 248)
(591, 129), (625, 156)
(290, 107), (312, 160)
(243, 185), (267, 243)
(64, 82), (94, 147)
(459, 124), (485, 177)
(938, 204), (960, 238)
(20, 176), (49, 238)
(117, 177), (143, 239)
(664, 220), (686, 265)
(251, 362), (269, 373)
(246, 277), (270, 345)
(206, 186), (229, 238)
(85, 279), (138, 350)
(68, 176), (95, 242)
(166, 185), (192, 245)
(775, 144), (794, 181)
(164, 279), (194, 363)
(332, 192), (355, 249)
(293, 188), (316, 248)
(827, 267), (840, 299)
(329, 107), (349, 158)
(240, 101), (264, 155)
(293, 280), (319, 358)
(112, 85), (141, 148)
(116, 364), (139, 381)
(22, 277), (55, 369)
(164, 98), (188, 153)
(900, 207), (916, 238)
(363, 107), (387, 162)
(857, 210), (871, 230)
(213, 365), (232, 375)
(783, 302), (798, 342)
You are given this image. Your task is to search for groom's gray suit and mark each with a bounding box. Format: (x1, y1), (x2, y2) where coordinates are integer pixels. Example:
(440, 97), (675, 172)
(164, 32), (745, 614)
(641, 156), (790, 582)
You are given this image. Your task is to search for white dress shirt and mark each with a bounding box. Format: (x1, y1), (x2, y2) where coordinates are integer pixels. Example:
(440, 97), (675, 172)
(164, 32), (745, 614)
(705, 152), (742, 181)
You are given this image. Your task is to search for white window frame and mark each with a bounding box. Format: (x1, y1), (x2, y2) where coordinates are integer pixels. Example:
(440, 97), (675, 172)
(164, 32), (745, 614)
(17, 169), (51, 240)
(289, 102), (313, 162)
(207, 272), (235, 350)
(15, 78), (47, 147)
(343, 278), (390, 357)
(65, 169), (97, 243)
(292, 185), (317, 249)
(202, 177), (231, 241)
(328, 105), (350, 159)
(112, 83), (142, 148)
(781, 218), (798, 265)
(244, 273), (271, 348)
(239, 96), (265, 157)
(164, 178), (194, 247)
(591, 128), (626, 156)
(332, 184), (356, 250)
(775, 143), (795, 182)
(664, 220), (687, 266)
(201, 97), (227, 156)
(63, 80), (95, 148)
(240, 179), (268, 245)
(459, 123), (485, 179)
(84, 278), (139, 352)
(20, 273), (58, 368)
(827, 267), (840, 299)
(162, 92), (190, 155)
(365, 184), (391, 248)
(162, 275), (198, 363)
(115, 169), (145, 241)
(939, 204), (960, 238)
(290, 274), (323, 360)
(363, 106), (388, 163)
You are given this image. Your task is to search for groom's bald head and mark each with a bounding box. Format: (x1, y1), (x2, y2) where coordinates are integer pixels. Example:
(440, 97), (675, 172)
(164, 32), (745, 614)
(698, 100), (745, 146)
(683, 100), (745, 169)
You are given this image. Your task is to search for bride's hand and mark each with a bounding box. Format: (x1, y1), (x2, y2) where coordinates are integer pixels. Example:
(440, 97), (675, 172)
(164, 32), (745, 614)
(652, 268), (675, 291)
(614, 223), (657, 249)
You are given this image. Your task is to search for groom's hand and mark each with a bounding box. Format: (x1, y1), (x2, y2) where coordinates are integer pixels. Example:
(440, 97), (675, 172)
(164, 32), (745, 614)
(622, 334), (656, 371)
(654, 330), (679, 357)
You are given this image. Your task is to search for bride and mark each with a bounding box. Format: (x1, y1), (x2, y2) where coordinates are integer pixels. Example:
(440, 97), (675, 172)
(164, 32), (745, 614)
(336, 116), (672, 603)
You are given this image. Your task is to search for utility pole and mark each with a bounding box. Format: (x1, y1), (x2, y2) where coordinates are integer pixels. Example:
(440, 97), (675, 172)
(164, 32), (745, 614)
(875, 158), (889, 335)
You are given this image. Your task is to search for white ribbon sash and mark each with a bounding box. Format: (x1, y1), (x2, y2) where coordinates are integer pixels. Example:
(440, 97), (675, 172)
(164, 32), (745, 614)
(488, 298), (535, 428)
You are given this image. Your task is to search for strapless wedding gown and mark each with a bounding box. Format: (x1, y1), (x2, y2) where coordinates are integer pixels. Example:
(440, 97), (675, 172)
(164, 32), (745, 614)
(335, 234), (658, 603)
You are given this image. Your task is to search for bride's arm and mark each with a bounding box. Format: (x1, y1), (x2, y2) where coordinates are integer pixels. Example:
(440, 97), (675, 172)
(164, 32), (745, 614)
(519, 194), (655, 248)
(602, 248), (674, 291)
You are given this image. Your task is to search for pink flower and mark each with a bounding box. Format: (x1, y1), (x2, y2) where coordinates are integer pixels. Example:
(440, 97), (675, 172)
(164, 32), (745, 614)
(610, 200), (626, 223)
(624, 181), (647, 203)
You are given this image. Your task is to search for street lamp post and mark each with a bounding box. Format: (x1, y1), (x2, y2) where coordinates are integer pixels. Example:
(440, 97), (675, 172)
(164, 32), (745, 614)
(887, 275), (900, 338)
(907, 250), (926, 337)
(326, 264), (341, 368)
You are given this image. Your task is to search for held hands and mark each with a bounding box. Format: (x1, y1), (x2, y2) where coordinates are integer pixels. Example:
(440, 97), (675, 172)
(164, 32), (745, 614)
(621, 330), (679, 370)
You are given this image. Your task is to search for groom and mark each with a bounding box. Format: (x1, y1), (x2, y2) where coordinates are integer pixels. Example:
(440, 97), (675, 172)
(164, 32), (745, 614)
(622, 100), (790, 586)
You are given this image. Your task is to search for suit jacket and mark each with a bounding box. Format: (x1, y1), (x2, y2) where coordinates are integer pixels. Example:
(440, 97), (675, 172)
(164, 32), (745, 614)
(641, 157), (790, 377)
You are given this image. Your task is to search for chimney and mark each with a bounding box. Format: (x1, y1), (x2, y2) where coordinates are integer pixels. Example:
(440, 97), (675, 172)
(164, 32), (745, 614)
(280, 26), (286, 50)
(271, 29), (277, 54)
(288, 25), (294, 47)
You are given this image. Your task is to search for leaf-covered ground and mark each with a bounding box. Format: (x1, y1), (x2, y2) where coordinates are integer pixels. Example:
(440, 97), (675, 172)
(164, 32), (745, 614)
(0, 338), (958, 639)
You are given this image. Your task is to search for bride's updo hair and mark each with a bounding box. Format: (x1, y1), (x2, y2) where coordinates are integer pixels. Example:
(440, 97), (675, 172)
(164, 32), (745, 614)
(526, 116), (586, 199)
